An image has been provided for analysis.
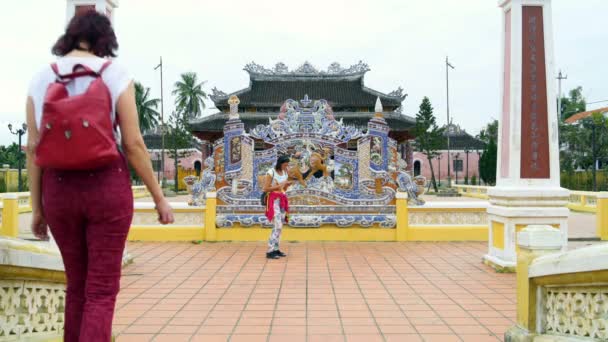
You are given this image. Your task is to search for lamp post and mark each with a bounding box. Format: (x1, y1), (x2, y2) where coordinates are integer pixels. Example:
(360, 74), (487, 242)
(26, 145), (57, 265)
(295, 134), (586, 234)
(445, 56), (455, 188)
(8, 123), (27, 192)
(454, 152), (461, 185)
(437, 154), (442, 187)
(465, 146), (470, 185)
(154, 56), (165, 187)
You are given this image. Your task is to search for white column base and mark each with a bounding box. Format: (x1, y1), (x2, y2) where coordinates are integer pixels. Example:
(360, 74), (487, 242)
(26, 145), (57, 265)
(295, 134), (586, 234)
(485, 195), (569, 273)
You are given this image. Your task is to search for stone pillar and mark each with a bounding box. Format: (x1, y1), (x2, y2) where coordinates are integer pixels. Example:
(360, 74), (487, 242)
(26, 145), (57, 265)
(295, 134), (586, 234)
(596, 192), (608, 240)
(1, 194), (19, 238)
(395, 192), (409, 241)
(66, 0), (119, 25)
(485, 0), (569, 271)
(205, 192), (217, 242)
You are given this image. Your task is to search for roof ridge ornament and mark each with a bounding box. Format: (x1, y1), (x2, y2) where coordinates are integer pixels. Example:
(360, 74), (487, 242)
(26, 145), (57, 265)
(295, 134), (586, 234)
(387, 87), (405, 99)
(243, 61), (371, 76)
(210, 87), (228, 101)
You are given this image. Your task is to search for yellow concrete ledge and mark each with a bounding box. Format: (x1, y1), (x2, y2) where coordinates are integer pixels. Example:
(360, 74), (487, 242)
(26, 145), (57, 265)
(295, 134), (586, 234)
(215, 228), (396, 242)
(127, 225), (489, 242)
(128, 226), (205, 241)
(567, 203), (597, 213)
(0, 265), (66, 283)
(408, 225), (488, 241)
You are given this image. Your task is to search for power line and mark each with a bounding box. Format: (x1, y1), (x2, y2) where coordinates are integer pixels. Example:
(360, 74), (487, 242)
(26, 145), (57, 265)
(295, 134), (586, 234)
(588, 99), (608, 105)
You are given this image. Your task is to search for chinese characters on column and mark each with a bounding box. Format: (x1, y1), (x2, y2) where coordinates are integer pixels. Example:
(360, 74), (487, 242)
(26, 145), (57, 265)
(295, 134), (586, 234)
(521, 6), (550, 178)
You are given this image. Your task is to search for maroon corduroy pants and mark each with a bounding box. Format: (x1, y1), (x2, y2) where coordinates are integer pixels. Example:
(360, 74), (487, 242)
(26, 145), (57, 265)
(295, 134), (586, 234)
(43, 155), (133, 342)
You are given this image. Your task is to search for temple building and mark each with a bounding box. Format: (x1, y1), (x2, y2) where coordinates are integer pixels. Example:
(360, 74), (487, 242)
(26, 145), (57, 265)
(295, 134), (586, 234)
(412, 124), (486, 184)
(189, 61), (417, 166)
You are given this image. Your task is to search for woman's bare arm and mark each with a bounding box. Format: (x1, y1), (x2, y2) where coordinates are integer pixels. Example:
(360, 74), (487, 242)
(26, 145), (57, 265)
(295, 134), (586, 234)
(116, 82), (173, 224)
(25, 97), (42, 214)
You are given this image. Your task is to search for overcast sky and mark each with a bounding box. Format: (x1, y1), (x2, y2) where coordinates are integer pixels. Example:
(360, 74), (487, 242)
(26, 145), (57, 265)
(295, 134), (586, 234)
(0, 0), (606, 146)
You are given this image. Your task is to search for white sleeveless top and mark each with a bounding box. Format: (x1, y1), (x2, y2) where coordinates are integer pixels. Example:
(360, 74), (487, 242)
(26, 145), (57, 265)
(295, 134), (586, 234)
(27, 56), (132, 131)
(267, 168), (288, 185)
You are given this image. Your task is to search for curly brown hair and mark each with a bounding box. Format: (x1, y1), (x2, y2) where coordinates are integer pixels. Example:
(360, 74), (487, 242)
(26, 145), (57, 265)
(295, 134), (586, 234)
(52, 11), (118, 58)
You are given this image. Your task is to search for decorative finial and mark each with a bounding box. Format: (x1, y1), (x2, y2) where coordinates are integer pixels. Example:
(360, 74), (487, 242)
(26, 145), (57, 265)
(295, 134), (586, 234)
(228, 95), (240, 120)
(374, 97), (383, 117)
(300, 94), (312, 107)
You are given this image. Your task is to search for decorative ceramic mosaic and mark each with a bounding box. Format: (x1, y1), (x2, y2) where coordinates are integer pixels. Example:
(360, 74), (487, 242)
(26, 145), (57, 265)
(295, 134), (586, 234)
(187, 96), (426, 227)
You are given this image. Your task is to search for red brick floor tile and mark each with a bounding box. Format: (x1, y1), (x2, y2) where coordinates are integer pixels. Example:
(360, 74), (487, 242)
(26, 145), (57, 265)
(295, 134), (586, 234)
(152, 334), (192, 342)
(459, 334), (501, 341)
(450, 324), (489, 334)
(204, 317), (239, 326)
(233, 324), (271, 334)
(485, 324), (512, 335)
(307, 335), (346, 342)
(160, 325), (198, 334)
(442, 317), (481, 326)
(116, 334), (155, 342)
(122, 325), (163, 334)
(308, 325), (344, 334)
(196, 325), (235, 334)
(345, 335), (384, 342)
(271, 325), (307, 334)
(190, 333), (230, 341)
(342, 325), (380, 334)
(268, 335), (307, 342)
(339, 310), (372, 318)
(414, 325), (454, 334)
(141, 310), (177, 318)
(241, 310), (274, 318)
(385, 334), (423, 342)
(378, 324), (417, 334)
(421, 334), (463, 341)
(308, 310), (340, 318)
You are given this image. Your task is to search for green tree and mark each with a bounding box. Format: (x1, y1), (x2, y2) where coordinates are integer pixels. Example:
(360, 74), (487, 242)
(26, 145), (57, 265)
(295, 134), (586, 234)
(0, 143), (22, 168)
(172, 72), (208, 119)
(560, 86), (586, 121)
(134, 81), (160, 133)
(477, 120), (498, 185)
(414, 97), (444, 192)
(478, 119), (498, 143)
(479, 139), (497, 185)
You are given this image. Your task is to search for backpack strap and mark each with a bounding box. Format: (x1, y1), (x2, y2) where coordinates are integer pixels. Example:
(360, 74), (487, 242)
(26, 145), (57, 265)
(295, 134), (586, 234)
(50, 60), (112, 83)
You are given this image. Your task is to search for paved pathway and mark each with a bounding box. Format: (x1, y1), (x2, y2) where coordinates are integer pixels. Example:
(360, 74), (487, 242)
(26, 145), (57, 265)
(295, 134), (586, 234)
(114, 242), (513, 342)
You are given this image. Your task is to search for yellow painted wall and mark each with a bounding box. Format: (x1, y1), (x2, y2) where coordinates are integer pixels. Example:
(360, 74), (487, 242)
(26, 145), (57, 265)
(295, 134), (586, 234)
(492, 221), (505, 250)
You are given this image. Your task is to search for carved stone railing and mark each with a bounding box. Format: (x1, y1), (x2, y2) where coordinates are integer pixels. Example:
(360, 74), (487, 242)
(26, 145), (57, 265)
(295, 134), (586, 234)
(568, 190), (598, 213)
(506, 225), (608, 341)
(0, 237), (65, 341)
(452, 184), (490, 199)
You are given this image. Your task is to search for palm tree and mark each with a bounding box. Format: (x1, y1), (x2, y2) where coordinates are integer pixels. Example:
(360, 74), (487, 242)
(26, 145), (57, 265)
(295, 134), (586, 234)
(172, 72), (208, 119)
(134, 82), (160, 133)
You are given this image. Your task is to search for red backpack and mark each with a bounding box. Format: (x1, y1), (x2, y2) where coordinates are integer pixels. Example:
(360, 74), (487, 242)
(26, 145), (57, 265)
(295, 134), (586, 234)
(36, 61), (120, 170)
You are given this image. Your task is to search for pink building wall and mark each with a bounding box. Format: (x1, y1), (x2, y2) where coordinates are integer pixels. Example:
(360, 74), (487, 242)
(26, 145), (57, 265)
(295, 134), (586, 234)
(149, 149), (204, 181)
(413, 150), (481, 184)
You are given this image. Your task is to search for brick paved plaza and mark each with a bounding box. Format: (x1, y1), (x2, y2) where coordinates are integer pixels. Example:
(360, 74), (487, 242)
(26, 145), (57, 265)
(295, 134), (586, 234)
(113, 242), (515, 341)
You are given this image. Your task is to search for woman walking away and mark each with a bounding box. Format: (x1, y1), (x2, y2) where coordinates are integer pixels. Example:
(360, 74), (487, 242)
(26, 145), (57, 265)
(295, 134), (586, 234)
(263, 155), (292, 259)
(26, 11), (174, 341)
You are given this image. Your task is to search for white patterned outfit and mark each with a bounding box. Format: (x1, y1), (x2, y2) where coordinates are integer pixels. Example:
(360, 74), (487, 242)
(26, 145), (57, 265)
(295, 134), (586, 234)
(267, 169), (288, 253)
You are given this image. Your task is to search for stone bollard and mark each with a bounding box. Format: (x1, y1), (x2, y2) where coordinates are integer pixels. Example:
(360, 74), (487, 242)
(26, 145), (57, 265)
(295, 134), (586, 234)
(205, 192), (217, 242)
(1, 194), (19, 238)
(395, 192), (409, 241)
(596, 192), (608, 240)
(505, 225), (562, 342)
